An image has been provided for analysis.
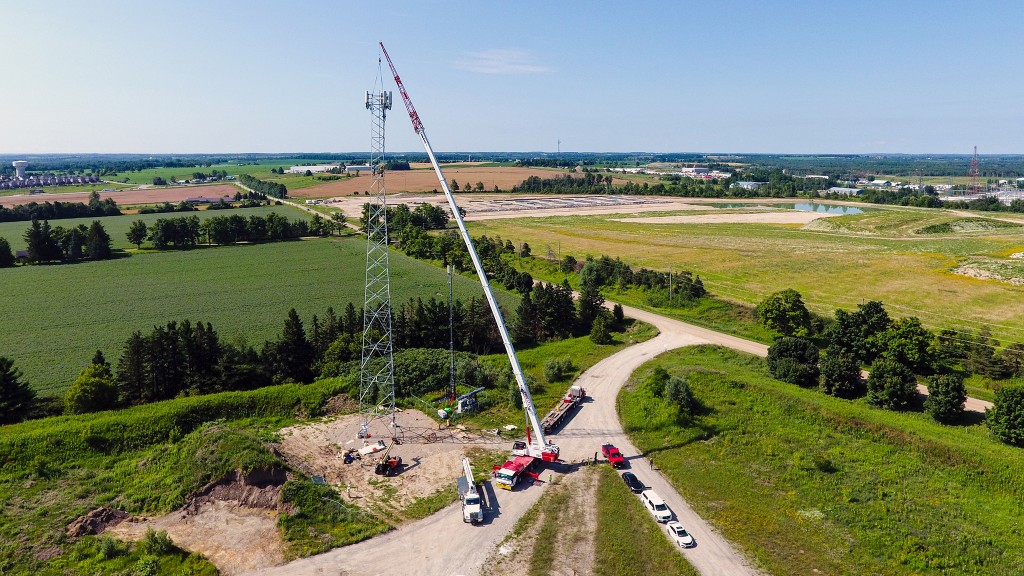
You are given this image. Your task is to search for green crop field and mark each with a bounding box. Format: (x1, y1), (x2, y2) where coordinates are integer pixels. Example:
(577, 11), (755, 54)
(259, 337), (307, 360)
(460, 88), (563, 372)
(467, 204), (1024, 346)
(108, 160), (343, 190)
(620, 346), (1024, 575)
(0, 204), (306, 251)
(0, 234), (517, 396)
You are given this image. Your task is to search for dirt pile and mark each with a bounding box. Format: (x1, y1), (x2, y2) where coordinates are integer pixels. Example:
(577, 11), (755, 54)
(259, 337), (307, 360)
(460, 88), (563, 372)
(182, 467), (289, 516)
(66, 507), (129, 537)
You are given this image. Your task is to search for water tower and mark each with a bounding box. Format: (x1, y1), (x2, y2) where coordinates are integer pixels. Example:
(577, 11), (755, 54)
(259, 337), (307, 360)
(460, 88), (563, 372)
(12, 161), (27, 179)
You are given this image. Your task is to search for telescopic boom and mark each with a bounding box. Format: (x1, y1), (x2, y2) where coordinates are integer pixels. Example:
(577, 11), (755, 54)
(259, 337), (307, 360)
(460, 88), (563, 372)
(379, 42), (557, 461)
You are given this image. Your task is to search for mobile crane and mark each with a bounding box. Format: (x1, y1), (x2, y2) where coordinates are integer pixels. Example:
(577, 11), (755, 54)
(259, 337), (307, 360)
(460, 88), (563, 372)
(380, 43), (559, 464)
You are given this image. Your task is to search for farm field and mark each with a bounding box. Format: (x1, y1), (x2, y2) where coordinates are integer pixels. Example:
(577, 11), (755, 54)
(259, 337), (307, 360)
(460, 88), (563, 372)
(467, 203), (1024, 345)
(0, 183), (242, 210)
(0, 204), (305, 251)
(291, 166), (577, 198)
(620, 346), (1024, 575)
(0, 235), (517, 396)
(0, 181), (132, 198)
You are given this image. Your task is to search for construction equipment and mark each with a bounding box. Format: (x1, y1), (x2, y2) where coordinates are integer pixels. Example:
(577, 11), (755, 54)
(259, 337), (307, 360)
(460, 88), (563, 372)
(457, 457), (484, 524)
(493, 455), (538, 491)
(380, 42), (558, 464)
(373, 439), (403, 476)
(540, 384), (586, 434)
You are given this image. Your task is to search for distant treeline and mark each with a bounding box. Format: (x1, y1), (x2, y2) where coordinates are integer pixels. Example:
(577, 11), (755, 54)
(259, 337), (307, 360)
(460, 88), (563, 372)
(128, 212), (332, 250)
(0, 219), (114, 265)
(238, 174), (288, 198)
(0, 193), (121, 223)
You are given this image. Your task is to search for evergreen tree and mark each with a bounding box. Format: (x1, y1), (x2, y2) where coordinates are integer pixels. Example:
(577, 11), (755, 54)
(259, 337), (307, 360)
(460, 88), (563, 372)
(577, 278), (605, 334)
(270, 308), (313, 383)
(86, 220), (112, 260)
(0, 357), (35, 424)
(0, 237), (15, 267)
(589, 313), (613, 344)
(665, 376), (699, 421)
(988, 385), (1024, 446)
(66, 228), (84, 261)
(116, 331), (148, 405)
(511, 292), (538, 346)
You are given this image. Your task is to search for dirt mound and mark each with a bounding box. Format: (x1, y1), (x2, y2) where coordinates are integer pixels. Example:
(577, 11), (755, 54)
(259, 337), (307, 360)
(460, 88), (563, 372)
(66, 507), (129, 537)
(182, 467), (289, 516)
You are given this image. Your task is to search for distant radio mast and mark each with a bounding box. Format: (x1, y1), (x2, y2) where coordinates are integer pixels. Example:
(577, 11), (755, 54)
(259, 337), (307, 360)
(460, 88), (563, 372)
(969, 146), (981, 195)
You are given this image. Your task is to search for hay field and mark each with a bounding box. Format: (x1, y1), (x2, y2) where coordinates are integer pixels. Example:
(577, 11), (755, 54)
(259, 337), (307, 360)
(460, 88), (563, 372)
(291, 166), (577, 198)
(467, 203), (1024, 346)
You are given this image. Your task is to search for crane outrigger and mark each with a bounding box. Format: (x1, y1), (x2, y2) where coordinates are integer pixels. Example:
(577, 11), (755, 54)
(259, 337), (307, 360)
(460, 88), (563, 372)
(380, 42), (559, 463)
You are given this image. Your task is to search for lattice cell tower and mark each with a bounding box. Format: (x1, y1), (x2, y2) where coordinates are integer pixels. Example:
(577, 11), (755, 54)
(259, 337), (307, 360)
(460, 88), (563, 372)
(358, 63), (397, 439)
(969, 146), (981, 195)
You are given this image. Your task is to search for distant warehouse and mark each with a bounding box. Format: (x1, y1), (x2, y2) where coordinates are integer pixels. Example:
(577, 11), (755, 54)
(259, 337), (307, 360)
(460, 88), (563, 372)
(286, 164), (340, 174)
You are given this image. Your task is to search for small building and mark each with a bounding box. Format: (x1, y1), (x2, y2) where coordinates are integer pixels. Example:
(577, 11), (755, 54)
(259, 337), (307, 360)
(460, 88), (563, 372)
(734, 181), (768, 191)
(828, 187), (862, 196)
(344, 164), (374, 174)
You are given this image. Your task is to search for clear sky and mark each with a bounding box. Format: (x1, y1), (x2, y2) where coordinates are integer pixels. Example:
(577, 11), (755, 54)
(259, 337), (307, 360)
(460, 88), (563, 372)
(2, 0), (1022, 154)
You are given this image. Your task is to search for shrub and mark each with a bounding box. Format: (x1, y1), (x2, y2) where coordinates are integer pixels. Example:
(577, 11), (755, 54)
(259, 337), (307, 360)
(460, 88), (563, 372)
(590, 315), (613, 344)
(138, 528), (176, 556)
(988, 386), (1024, 446)
(819, 346), (865, 399)
(646, 366), (670, 397)
(924, 374), (967, 424)
(766, 337), (820, 387)
(866, 358), (917, 410)
(543, 357), (576, 382)
(665, 376), (699, 421)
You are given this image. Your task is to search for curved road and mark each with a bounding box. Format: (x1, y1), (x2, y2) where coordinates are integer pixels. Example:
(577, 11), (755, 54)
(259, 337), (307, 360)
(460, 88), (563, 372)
(247, 301), (991, 576)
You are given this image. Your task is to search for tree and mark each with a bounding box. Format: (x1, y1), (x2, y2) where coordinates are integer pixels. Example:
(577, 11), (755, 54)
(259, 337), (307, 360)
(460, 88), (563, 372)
(988, 386), (1024, 446)
(64, 363), (118, 414)
(267, 308), (313, 383)
(576, 278), (605, 334)
(451, 179), (460, 191)
(665, 376), (699, 421)
(646, 366), (670, 397)
(519, 242), (531, 258)
(876, 317), (935, 373)
(0, 237), (15, 267)
(127, 220), (148, 249)
(966, 326), (1002, 378)
(0, 356), (35, 424)
(86, 220), (112, 260)
(923, 374), (966, 424)
(866, 358), (917, 410)
(330, 212), (347, 235)
(766, 337), (819, 387)
(304, 170), (313, 177)
(152, 176), (167, 186)
(23, 219), (59, 263)
(589, 314), (613, 344)
(511, 291), (538, 346)
(756, 289), (811, 337)
(819, 346), (865, 399)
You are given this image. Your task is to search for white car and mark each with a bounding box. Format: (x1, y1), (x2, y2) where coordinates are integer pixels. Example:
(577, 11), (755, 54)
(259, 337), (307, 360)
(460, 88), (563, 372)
(666, 521), (695, 548)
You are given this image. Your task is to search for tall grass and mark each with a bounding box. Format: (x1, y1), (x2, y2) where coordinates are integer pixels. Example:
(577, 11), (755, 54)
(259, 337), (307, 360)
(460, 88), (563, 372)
(619, 345), (1024, 575)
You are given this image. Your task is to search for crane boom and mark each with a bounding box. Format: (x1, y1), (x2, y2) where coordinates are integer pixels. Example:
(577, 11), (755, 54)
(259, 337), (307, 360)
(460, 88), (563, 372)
(379, 42), (557, 461)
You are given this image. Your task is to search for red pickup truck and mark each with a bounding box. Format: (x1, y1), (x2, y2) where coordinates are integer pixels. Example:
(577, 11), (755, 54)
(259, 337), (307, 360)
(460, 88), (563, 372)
(601, 443), (626, 468)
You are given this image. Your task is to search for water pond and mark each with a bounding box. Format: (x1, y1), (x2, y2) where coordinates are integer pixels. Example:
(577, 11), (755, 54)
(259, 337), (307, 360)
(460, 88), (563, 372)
(708, 202), (866, 215)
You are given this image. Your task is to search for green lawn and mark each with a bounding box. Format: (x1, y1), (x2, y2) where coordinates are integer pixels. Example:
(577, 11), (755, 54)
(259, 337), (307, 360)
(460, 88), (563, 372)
(106, 160), (344, 190)
(468, 205), (1024, 345)
(1, 234), (517, 396)
(619, 346), (1024, 575)
(0, 204), (306, 251)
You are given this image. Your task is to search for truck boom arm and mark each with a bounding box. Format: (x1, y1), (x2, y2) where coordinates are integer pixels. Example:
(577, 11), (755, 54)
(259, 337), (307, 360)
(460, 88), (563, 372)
(379, 42), (555, 458)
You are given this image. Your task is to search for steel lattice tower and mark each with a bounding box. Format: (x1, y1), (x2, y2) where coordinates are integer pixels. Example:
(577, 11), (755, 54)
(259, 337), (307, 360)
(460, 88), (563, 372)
(969, 146), (981, 195)
(358, 72), (396, 439)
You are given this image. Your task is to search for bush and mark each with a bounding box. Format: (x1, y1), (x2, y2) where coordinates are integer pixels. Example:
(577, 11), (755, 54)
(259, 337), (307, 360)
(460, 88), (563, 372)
(138, 528), (176, 556)
(924, 374), (967, 424)
(819, 346), (865, 399)
(866, 358), (917, 410)
(590, 314), (613, 344)
(543, 357), (576, 382)
(665, 376), (699, 421)
(766, 337), (819, 387)
(988, 386), (1024, 446)
(646, 366), (670, 397)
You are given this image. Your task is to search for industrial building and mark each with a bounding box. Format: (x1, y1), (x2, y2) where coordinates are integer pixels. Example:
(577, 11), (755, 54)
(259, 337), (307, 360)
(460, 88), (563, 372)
(286, 164), (340, 174)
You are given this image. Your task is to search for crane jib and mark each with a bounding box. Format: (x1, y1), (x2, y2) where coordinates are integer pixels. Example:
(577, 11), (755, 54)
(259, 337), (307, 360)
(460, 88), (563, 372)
(378, 42), (558, 461)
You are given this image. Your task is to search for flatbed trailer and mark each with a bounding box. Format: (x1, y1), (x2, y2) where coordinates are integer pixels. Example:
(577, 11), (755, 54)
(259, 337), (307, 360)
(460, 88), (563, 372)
(540, 385), (586, 434)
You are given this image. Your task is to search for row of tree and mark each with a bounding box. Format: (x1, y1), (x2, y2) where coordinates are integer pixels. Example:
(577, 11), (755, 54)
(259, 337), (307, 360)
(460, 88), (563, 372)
(758, 291), (1024, 444)
(0, 191), (121, 223)
(6, 219), (114, 264)
(238, 174), (287, 198)
(125, 213), (329, 250)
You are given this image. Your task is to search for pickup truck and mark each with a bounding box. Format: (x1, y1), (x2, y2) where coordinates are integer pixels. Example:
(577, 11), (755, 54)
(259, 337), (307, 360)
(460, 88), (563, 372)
(601, 443), (626, 468)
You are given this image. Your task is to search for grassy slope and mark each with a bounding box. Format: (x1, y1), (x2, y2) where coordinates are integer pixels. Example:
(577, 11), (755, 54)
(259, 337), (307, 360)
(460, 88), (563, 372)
(0, 204), (306, 251)
(1, 233), (517, 396)
(619, 346), (1024, 575)
(467, 206), (1024, 345)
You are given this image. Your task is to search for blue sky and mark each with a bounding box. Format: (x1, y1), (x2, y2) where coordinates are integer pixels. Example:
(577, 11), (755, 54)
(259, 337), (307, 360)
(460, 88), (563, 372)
(2, 0), (1021, 154)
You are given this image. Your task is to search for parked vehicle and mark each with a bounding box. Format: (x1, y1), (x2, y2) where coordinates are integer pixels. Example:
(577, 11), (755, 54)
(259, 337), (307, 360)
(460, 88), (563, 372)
(457, 457), (484, 524)
(640, 490), (673, 523)
(621, 472), (644, 493)
(601, 443), (626, 468)
(540, 385), (586, 434)
(493, 455), (537, 490)
(666, 521), (695, 547)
